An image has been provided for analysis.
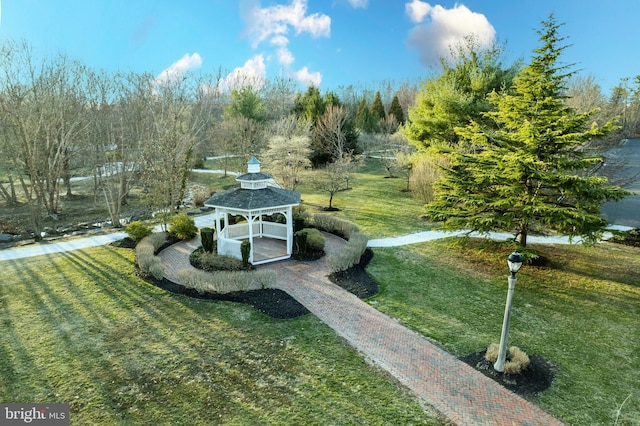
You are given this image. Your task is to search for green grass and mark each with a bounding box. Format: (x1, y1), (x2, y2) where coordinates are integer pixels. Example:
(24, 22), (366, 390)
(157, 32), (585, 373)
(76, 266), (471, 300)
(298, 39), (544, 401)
(0, 246), (442, 425)
(366, 239), (640, 425)
(296, 159), (428, 238)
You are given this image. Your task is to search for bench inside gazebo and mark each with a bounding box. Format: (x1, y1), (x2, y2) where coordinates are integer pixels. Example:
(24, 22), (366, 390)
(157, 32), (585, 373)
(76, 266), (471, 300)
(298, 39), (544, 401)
(204, 157), (301, 265)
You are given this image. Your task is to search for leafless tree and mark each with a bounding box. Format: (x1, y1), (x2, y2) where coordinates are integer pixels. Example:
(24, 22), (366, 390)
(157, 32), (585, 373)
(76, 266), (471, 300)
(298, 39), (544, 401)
(264, 114), (312, 190)
(0, 41), (87, 238)
(315, 105), (351, 161)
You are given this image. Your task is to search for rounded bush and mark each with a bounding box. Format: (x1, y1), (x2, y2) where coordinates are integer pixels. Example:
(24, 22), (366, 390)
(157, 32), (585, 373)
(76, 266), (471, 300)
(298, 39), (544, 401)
(169, 214), (198, 240)
(295, 228), (325, 259)
(125, 221), (152, 242)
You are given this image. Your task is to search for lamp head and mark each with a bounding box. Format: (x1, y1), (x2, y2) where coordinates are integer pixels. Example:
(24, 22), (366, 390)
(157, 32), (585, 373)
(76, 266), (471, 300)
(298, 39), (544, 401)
(507, 251), (524, 275)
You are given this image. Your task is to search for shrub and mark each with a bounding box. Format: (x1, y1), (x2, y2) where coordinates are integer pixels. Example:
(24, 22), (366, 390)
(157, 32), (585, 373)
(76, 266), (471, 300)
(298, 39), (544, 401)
(311, 214), (359, 239)
(241, 240), (251, 266)
(147, 232), (169, 252)
(200, 227), (215, 253)
(193, 250), (245, 272)
(125, 221), (152, 242)
(328, 232), (368, 272)
(293, 216), (306, 233)
(295, 228), (325, 258)
(192, 185), (211, 206)
(136, 233), (168, 277)
(177, 268), (276, 294)
(485, 343), (531, 375)
(409, 154), (448, 204)
(169, 214), (198, 240)
(148, 258), (165, 280)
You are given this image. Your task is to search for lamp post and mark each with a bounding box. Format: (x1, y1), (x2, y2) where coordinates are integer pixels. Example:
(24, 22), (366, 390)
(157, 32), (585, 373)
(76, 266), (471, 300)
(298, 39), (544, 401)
(494, 251), (524, 372)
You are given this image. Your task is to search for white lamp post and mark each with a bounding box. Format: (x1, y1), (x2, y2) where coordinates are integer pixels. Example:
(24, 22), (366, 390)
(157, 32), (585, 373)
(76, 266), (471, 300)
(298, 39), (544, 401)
(494, 251), (524, 372)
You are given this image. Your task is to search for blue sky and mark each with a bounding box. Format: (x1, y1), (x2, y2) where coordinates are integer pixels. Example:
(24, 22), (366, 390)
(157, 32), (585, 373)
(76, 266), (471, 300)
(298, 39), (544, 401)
(1, 0), (638, 94)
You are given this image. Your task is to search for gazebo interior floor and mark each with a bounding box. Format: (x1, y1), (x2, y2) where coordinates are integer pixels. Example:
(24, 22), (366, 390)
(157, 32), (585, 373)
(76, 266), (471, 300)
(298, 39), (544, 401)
(242, 237), (288, 263)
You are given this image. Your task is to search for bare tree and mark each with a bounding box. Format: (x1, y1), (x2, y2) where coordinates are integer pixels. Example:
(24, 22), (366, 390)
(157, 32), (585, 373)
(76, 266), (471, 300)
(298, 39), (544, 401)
(315, 159), (349, 210)
(315, 105), (351, 161)
(264, 115), (312, 190)
(0, 41), (87, 239)
(377, 115), (400, 177)
(140, 73), (218, 215)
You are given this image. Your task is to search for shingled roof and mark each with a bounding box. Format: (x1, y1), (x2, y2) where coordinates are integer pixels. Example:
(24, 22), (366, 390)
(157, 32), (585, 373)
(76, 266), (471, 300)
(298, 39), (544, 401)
(204, 186), (300, 211)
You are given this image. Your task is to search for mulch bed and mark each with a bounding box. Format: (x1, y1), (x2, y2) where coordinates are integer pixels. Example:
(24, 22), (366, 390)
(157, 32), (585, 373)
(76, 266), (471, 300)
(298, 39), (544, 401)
(460, 350), (556, 397)
(115, 239), (378, 320)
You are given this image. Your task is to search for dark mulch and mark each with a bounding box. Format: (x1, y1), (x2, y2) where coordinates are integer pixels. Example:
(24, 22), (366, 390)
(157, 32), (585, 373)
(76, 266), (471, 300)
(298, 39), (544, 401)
(460, 350), (556, 397)
(329, 248), (379, 299)
(149, 275), (310, 319)
(109, 237), (137, 249)
(116, 237), (379, 319)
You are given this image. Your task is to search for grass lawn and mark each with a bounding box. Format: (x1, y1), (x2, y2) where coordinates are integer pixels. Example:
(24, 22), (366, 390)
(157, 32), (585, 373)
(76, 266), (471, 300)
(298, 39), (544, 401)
(0, 246), (442, 425)
(366, 239), (640, 425)
(295, 159), (428, 238)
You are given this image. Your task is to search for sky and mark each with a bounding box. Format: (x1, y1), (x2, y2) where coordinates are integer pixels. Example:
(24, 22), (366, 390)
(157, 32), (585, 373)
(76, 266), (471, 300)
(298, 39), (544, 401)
(0, 0), (638, 94)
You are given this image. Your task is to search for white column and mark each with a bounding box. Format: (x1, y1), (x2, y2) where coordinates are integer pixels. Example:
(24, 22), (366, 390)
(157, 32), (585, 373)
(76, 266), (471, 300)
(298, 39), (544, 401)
(286, 207), (293, 255)
(247, 213), (254, 264)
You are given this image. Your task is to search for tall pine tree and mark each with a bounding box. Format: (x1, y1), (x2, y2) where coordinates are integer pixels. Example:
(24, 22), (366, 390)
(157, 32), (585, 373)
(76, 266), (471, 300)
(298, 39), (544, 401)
(370, 91), (386, 122)
(388, 93), (405, 125)
(426, 16), (629, 247)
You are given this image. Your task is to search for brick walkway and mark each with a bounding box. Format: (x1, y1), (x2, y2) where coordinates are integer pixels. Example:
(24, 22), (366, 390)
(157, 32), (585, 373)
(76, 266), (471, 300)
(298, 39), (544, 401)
(159, 234), (565, 426)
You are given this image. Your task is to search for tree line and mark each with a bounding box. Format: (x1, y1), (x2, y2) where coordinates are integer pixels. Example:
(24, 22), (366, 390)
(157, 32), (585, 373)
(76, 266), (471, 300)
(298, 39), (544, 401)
(0, 39), (414, 239)
(1, 15), (638, 244)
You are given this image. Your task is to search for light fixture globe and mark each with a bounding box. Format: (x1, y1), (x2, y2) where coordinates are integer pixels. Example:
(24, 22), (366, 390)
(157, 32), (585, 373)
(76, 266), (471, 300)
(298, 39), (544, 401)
(507, 251), (524, 275)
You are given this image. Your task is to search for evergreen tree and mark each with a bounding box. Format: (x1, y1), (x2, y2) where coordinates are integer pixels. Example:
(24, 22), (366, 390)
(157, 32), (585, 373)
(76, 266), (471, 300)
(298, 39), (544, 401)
(224, 86), (265, 122)
(426, 16), (630, 247)
(402, 37), (519, 151)
(292, 86), (325, 124)
(370, 91), (386, 122)
(355, 97), (376, 132)
(388, 93), (405, 125)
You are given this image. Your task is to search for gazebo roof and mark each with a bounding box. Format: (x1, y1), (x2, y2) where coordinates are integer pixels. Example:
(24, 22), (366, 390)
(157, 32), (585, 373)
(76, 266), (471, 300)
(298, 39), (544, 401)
(236, 171), (272, 181)
(204, 186), (300, 211)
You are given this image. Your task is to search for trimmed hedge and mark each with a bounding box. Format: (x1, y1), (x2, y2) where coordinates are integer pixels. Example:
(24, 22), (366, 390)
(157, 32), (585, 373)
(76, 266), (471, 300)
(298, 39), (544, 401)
(177, 268), (276, 294)
(294, 228), (325, 259)
(328, 232), (369, 272)
(135, 233), (167, 278)
(307, 214), (360, 240)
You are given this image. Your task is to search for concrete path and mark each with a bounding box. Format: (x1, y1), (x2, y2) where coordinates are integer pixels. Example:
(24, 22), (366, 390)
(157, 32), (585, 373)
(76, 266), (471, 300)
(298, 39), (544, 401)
(160, 234), (565, 426)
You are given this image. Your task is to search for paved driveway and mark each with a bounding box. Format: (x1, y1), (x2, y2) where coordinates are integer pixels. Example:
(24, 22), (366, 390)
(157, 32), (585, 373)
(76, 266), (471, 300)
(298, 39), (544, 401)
(601, 138), (640, 228)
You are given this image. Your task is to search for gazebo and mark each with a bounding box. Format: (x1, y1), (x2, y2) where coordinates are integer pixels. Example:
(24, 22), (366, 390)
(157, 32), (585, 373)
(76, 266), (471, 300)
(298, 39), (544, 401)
(204, 157), (301, 265)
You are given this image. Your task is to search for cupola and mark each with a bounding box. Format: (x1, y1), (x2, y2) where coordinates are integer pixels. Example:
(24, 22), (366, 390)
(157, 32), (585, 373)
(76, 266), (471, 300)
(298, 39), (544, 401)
(236, 156), (272, 190)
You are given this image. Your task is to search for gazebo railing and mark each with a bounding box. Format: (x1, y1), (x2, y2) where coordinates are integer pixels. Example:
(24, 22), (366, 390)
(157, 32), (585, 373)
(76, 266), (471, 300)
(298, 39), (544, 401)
(218, 238), (242, 259)
(225, 222), (287, 240)
(261, 222), (287, 240)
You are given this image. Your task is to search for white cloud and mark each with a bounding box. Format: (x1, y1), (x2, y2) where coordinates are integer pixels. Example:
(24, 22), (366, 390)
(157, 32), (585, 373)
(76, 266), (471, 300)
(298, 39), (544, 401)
(405, 3), (495, 67)
(276, 46), (295, 67)
(155, 53), (202, 86)
(244, 0), (330, 48)
(346, 0), (368, 9)
(218, 54), (267, 92)
(294, 66), (322, 87)
(405, 0), (431, 23)
(270, 35), (290, 47)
